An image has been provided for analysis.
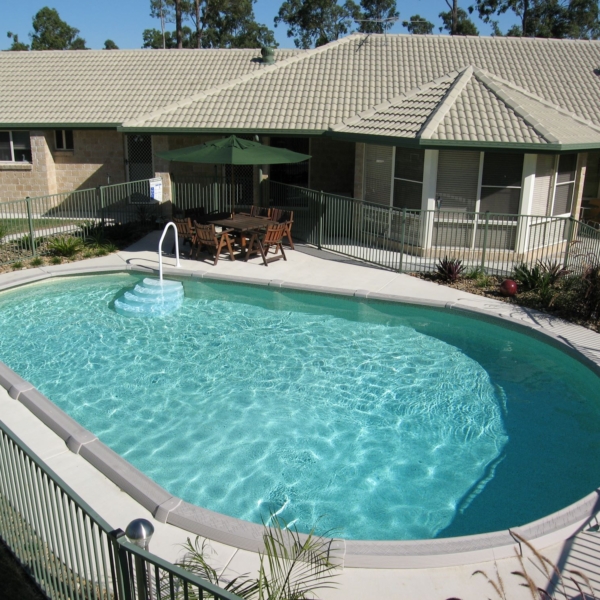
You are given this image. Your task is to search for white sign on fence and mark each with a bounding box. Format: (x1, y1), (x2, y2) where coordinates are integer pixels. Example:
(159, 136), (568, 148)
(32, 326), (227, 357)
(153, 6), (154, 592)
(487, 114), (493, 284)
(149, 178), (163, 203)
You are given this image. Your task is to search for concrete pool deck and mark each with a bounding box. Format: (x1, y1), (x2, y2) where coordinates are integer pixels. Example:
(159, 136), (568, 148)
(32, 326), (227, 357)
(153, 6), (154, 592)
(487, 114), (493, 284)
(1, 232), (600, 599)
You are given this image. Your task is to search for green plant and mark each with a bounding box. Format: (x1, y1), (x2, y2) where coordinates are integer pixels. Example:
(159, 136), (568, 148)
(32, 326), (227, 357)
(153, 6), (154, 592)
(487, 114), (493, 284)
(47, 235), (83, 258)
(94, 248), (108, 257)
(30, 257), (43, 267)
(451, 531), (596, 600)
(82, 250), (94, 259)
(466, 267), (494, 288)
(50, 256), (62, 265)
(513, 263), (543, 292)
(0, 221), (7, 244)
(538, 259), (569, 285)
(11, 262), (23, 270)
(176, 515), (340, 600)
(437, 257), (466, 282)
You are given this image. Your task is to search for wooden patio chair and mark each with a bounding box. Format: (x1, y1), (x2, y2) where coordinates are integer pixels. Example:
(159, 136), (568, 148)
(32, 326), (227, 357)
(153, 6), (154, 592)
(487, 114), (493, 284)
(239, 206), (272, 218)
(270, 208), (295, 249)
(172, 217), (194, 257)
(244, 222), (287, 266)
(192, 222), (236, 266)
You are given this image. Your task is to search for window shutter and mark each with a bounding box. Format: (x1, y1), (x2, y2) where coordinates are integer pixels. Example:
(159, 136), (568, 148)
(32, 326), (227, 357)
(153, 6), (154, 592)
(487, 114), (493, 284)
(532, 155), (554, 216)
(436, 150), (480, 211)
(364, 144), (393, 207)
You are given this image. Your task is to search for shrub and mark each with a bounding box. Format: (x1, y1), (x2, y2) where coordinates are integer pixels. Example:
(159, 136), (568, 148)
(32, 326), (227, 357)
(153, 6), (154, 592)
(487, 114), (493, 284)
(0, 221), (7, 244)
(437, 257), (465, 282)
(514, 260), (568, 292)
(30, 257), (43, 267)
(50, 256), (62, 265)
(11, 262), (23, 270)
(47, 236), (83, 258)
(513, 263), (542, 291)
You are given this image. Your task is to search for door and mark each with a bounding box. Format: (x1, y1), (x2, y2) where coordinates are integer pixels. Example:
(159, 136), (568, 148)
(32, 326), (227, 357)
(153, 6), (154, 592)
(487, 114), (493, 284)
(127, 135), (154, 181)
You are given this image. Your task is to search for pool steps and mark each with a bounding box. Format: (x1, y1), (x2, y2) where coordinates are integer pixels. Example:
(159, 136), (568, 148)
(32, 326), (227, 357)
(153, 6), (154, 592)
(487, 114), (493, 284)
(114, 277), (184, 317)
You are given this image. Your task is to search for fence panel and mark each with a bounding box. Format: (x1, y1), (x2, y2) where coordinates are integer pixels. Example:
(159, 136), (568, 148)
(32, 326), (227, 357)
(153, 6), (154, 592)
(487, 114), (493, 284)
(0, 198), (36, 263)
(0, 421), (242, 600)
(173, 176), (254, 216)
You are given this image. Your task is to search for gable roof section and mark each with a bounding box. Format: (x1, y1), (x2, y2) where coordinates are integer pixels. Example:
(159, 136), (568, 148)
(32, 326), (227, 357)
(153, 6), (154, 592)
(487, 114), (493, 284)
(0, 48), (303, 127)
(332, 63), (600, 148)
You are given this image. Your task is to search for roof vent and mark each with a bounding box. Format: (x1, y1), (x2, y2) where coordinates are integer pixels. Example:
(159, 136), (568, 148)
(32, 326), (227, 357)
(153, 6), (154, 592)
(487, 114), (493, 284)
(261, 47), (275, 65)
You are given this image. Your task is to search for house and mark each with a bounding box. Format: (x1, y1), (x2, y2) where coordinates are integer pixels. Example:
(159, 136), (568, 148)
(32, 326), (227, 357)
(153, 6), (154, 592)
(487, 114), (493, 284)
(2, 33), (600, 253)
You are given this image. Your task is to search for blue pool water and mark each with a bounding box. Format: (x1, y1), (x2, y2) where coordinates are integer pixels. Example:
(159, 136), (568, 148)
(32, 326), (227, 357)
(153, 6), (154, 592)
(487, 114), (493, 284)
(0, 273), (599, 540)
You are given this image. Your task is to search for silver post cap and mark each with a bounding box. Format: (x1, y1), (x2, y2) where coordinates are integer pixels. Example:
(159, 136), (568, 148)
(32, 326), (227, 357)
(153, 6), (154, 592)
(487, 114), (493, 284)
(125, 518), (154, 549)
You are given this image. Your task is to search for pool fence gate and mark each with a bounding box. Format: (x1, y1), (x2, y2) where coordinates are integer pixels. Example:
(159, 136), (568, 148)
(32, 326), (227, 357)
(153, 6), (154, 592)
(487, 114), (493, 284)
(1, 176), (600, 277)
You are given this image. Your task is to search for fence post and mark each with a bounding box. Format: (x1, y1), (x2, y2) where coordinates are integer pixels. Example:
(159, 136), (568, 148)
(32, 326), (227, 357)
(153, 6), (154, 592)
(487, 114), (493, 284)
(97, 186), (105, 230)
(109, 529), (133, 600)
(25, 197), (37, 258)
(318, 191), (324, 250)
(398, 208), (406, 273)
(480, 211), (490, 272)
(563, 216), (574, 270)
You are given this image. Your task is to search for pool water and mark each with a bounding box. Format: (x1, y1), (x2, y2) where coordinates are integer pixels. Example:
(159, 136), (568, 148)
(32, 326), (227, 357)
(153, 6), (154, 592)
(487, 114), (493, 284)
(0, 273), (599, 540)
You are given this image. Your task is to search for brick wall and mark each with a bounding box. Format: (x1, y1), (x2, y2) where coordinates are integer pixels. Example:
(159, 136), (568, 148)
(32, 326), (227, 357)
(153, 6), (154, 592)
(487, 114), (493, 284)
(0, 131), (55, 202)
(54, 130), (126, 193)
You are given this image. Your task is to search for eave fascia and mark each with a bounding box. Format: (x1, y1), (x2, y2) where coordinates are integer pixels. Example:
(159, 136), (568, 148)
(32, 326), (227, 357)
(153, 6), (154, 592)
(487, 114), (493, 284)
(419, 139), (600, 153)
(327, 131), (422, 148)
(117, 126), (328, 137)
(0, 123), (121, 130)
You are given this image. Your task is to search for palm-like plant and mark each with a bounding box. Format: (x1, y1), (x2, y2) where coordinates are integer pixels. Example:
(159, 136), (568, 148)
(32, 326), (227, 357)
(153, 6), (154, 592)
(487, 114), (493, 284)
(175, 515), (340, 600)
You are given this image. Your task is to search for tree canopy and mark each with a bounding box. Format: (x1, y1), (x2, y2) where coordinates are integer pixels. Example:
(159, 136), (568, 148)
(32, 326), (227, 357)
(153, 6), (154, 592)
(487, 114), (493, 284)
(6, 32), (29, 51)
(439, 6), (480, 34)
(472, 0), (600, 38)
(356, 0), (399, 33)
(103, 39), (119, 49)
(275, 0), (358, 48)
(30, 7), (87, 50)
(402, 14), (435, 34)
(146, 0), (277, 49)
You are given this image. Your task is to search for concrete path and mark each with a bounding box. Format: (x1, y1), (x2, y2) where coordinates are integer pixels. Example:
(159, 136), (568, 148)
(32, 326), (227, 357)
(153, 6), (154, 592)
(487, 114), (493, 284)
(1, 231), (600, 599)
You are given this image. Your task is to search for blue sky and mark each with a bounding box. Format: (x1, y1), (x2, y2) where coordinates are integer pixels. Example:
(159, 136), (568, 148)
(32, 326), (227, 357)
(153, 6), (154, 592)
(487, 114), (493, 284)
(1, 0), (520, 50)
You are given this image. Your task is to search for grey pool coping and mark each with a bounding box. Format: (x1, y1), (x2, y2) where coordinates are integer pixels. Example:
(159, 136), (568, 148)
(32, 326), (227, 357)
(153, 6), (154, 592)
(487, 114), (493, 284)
(1, 259), (600, 568)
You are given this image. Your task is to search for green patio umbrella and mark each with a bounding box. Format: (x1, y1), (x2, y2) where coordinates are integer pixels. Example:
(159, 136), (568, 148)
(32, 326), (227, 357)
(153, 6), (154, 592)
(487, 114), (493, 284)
(157, 135), (311, 212)
(157, 134), (311, 165)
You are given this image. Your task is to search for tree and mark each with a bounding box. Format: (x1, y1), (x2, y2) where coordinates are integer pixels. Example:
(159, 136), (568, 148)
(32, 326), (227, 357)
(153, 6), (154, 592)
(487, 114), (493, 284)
(6, 32), (29, 50)
(472, 0), (599, 39)
(103, 39), (119, 49)
(439, 6), (480, 34)
(402, 14), (435, 33)
(147, 0), (277, 49)
(356, 0), (399, 33)
(142, 26), (194, 48)
(30, 7), (87, 50)
(175, 0), (183, 48)
(275, 0), (359, 48)
(150, 0), (174, 49)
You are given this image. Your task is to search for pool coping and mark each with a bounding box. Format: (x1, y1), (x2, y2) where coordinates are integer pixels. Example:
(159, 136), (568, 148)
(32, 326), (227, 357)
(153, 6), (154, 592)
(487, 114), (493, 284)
(1, 261), (599, 569)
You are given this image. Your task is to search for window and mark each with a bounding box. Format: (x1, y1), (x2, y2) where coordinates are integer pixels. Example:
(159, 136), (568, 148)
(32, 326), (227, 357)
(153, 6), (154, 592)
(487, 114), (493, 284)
(0, 131), (32, 163)
(55, 130), (74, 151)
(552, 154), (577, 215)
(480, 152), (524, 214)
(393, 148), (424, 210)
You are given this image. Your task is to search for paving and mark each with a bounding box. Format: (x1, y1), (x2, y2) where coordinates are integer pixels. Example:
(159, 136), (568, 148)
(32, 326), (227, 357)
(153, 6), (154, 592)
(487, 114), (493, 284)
(1, 231), (600, 599)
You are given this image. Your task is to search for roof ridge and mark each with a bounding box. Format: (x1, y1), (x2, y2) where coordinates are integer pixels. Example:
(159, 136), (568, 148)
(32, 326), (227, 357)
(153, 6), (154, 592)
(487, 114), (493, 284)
(419, 66), (474, 139)
(472, 68), (560, 142)
(122, 36), (356, 128)
(329, 71), (461, 132)
(473, 67), (600, 136)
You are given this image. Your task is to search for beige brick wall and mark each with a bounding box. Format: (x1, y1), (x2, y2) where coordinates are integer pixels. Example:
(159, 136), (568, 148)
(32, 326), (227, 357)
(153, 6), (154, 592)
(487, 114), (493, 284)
(0, 131), (55, 202)
(54, 130), (126, 193)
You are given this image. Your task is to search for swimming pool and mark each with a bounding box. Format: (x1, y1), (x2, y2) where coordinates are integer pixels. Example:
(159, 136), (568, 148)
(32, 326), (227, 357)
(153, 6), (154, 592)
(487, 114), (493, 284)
(0, 272), (599, 541)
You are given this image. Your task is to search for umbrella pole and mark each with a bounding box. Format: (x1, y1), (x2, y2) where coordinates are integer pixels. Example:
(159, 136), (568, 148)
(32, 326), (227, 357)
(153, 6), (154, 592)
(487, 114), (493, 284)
(231, 167), (235, 215)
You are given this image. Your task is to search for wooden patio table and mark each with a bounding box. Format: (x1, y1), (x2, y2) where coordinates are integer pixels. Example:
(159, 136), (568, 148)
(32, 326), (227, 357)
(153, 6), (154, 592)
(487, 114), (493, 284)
(207, 213), (277, 257)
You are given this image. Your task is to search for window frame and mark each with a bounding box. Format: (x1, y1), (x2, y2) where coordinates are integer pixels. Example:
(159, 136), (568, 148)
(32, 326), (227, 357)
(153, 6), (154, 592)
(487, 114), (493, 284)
(55, 130), (74, 152)
(550, 154), (577, 217)
(0, 130), (32, 163)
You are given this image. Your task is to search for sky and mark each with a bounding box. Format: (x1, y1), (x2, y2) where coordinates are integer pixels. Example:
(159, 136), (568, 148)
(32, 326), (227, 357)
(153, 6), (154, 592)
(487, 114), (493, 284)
(1, 0), (520, 51)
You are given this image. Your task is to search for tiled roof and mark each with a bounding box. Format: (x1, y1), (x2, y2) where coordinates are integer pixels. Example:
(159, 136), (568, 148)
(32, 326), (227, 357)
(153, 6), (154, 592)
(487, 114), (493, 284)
(333, 62), (600, 146)
(3, 34), (600, 148)
(0, 48), (303, 125)
(121, 33), (600, 149)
